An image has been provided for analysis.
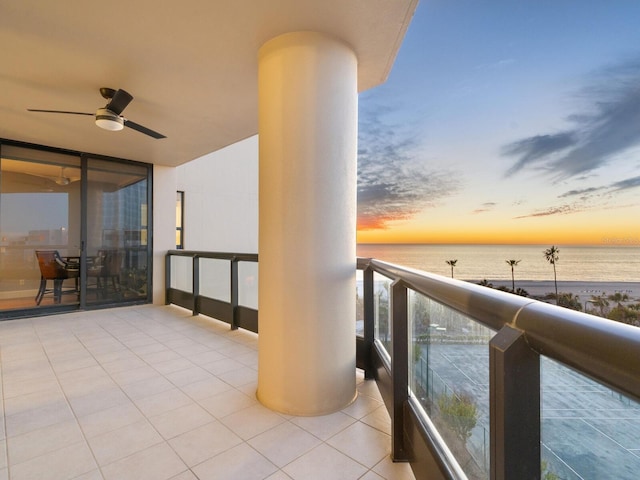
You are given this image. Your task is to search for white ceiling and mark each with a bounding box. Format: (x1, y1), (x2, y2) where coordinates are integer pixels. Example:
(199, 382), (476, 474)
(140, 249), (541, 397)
(0, 0), (418, 167)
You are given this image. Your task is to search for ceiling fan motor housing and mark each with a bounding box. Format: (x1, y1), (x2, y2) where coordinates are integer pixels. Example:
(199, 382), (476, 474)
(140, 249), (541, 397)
(95, 108), (124, 131)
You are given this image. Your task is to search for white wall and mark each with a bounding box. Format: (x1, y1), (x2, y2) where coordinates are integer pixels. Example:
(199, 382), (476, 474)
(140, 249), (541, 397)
(176, 135), (258, 253)
(152, 165), (178, 305)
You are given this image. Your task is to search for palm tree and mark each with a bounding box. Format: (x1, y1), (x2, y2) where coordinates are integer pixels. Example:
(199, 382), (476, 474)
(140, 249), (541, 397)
(608, 292), (629, 308)
(543, 246), (559, 304)
(446, 259), (457, 278)
(505, 259), (521, 291)
(589, 294), (609, 317)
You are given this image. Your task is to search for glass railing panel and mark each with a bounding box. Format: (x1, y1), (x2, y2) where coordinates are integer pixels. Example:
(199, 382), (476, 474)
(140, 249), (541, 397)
(408, 290), (494, 480)
(373, 272), (392, 356)
(238, 261), (258, 309)
(170, 255), (192, 292)
(356, 269), (364, 337)
(541, 357), (640, 480)
(199, 258), (230, 302)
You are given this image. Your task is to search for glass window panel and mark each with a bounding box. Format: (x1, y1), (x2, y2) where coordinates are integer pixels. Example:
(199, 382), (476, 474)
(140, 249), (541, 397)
(176, 191), (183, 249)
(373, 272), (392, 356)
(86, 158), (149, 304)
(356, 269), (364, 337)
(409, 290), (494, 479)
(541, 358), (640, 480)
(170, 255), (192, 292)
(0, 145), (81, 309)
(200, 258), (230, 301)
(238, 261), (258, 309)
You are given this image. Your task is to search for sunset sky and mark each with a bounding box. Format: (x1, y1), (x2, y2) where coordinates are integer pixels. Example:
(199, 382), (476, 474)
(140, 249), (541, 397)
(356, 1), (640, 245)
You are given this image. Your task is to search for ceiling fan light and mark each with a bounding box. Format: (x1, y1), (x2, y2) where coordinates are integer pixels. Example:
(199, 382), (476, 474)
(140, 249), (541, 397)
(95, 108), (124, 131)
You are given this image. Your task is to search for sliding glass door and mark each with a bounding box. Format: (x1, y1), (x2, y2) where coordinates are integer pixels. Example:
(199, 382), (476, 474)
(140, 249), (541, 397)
(85, 158), (150, 305)
(0, 145), (81, 310)
(0, 141), (152, 317)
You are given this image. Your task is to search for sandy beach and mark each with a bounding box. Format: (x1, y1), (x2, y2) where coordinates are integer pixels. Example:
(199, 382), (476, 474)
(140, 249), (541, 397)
(484, 280), (640, 301)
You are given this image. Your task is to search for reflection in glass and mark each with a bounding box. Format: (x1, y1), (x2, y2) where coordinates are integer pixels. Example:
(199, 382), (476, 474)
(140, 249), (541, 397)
(86, 158), (149, 304)
(541, 358), (640, 480)
(409, 291), (494, 479)
(356, 269), (364, 337)
(0, 145), (81, 310)
(176, 191), (184, 249)
(373, 272), (392, 356)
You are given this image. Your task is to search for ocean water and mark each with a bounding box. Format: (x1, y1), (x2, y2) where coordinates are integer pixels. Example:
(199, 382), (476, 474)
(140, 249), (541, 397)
(356, 244), (640, 282)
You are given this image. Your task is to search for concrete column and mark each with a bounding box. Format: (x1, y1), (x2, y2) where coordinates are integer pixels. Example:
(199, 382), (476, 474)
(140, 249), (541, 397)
(152, 165), (177, 305)
(257, 31), (358, 415)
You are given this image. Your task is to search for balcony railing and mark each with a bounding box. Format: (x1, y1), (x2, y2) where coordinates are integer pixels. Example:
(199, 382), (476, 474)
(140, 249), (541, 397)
(165, 250), (258, 332)
(166, 251), (640, 480)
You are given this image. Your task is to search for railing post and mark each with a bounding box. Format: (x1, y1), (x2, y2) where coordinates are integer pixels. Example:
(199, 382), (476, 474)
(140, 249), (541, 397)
(230, 257), (239, 330)
(192, 255), (200, 316)
(363, 266), (375, 379)
(490, 325), (540, 480)
(165, 253), (171, 305)
(391, 279), (409, 461)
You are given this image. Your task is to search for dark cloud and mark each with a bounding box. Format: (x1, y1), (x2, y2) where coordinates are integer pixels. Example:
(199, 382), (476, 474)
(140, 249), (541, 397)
(558, 186), (604, 198)
(558, 175), (640, 199)
(503, 58), (640, 180)
(514, 204), (577, 219)
(503, 132), (576, 176)
(471, 202), (497, 214)
(358, 105), (459, 230)
(611, 175), (640, 191)
(519, 174), (640, 219)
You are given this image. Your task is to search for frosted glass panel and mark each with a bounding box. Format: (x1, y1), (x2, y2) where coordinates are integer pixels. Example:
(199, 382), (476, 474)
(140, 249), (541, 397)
(170, 255), (192, 292)
(200, 258), (229, 301)
(238, 261), (258, 309)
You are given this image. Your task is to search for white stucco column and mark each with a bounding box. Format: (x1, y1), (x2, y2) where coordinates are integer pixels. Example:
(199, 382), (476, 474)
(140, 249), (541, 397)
(152, 165), (177, 305)
(257, 31), (358, 415)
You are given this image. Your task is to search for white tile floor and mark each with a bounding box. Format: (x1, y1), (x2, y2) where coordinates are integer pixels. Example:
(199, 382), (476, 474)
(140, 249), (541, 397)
(0, 305), (416, 480)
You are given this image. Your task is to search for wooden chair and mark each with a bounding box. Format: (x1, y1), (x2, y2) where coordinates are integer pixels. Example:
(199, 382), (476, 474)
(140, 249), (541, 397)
(87, 249), (123, 298)
(35, 250), (79, 304)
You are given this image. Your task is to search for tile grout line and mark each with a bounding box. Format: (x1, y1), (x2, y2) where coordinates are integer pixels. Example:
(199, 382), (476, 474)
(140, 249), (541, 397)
(2, 307), (405, 480)
(31, 315), (109, 480)
(70, 307), (262, 479)
(0, 342), (9, 479)
(67, 311), (192, 478)
(1, 318), (42, 480)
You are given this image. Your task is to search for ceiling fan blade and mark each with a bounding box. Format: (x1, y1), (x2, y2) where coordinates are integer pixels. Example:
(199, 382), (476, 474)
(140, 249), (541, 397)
(27, 109), (93, 116)
(106, 89), (133, 115)
(124, 119), (166, 139)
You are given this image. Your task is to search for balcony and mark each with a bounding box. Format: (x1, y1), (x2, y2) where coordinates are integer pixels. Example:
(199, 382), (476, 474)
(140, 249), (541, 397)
(1, 251), (638, 480)
(164, 251), (640, 480)
(0, 304), (414, 480)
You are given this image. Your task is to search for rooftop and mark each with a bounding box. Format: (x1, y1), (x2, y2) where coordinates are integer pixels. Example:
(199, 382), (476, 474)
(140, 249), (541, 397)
(0, 305), (415, 480)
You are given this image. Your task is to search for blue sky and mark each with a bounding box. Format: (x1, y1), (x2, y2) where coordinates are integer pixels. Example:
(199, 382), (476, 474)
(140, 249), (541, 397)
(357, 1), (640, 244)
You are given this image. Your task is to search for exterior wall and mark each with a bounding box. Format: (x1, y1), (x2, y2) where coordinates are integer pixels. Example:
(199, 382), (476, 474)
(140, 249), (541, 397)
(152, 165), (178, 305)
(176, 135), (259, 254)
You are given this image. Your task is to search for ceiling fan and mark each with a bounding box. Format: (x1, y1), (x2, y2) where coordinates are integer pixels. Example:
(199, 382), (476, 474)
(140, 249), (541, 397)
(26, 166), (80, 186)
(28, 88), (166, 139)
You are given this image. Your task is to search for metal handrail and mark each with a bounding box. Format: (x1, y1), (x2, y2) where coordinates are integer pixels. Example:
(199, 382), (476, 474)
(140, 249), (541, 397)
(360, 257), (640, 401)
(167, 250), (258, 262)
(165, 250), (259, 331)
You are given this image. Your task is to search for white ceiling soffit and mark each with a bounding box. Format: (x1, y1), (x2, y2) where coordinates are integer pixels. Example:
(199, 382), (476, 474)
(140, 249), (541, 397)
(0, 0), (418, 167)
